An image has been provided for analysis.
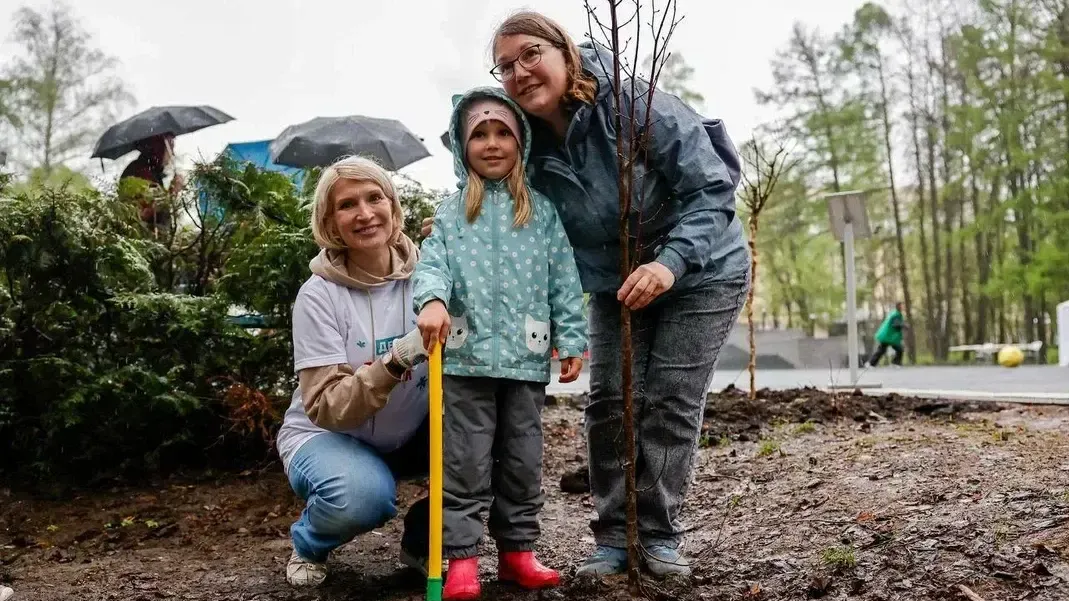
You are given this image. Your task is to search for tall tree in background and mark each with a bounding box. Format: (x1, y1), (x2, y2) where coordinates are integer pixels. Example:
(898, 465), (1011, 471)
(752, 0), (1069, 362)
(758, 24), (850, 192)
(642, 52), (704, 110)
(841, 2), (917, 362)
(0, 79), (19, 128)
(3, 2), (133, 173)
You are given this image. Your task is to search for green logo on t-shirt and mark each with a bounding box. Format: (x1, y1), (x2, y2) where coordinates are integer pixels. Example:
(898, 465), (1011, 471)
(375, 335), (401, 356)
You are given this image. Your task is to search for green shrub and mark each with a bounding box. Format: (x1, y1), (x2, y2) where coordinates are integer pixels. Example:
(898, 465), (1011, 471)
(0, 157), (445, 490)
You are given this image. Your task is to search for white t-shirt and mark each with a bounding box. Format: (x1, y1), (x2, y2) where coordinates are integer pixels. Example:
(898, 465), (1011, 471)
(275, 275), (429, 474)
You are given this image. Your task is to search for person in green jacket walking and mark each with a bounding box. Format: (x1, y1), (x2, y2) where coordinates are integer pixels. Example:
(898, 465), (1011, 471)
(867, 302), (907, 367)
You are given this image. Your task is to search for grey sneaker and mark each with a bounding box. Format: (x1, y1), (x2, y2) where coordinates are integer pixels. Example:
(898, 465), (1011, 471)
(286, 550), (328, 587)
(575, 545), (628, 577)
(643, 545), (690, 579)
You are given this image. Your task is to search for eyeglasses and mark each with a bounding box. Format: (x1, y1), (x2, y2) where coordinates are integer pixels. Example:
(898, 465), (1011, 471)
(490, 44), (548, 82)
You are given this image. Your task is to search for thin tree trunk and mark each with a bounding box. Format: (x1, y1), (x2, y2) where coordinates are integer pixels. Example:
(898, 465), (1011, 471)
(748, 218), (759, 399)
(1037, 293), (1048, 360)
(1004, 8), (1036, 344)
(994, 203), (1008, 343)
(1061, 3), (1069, 191)
(907, 60), (937, 357)
(939, 35), (955, 353)
(877, 55), (915, 363)
(923, 40), (946, 360)
(975, 181), (999, 343)
(958, 199), (972, 343)
(960, 66), (990, 344)
(606, 6), (640, 591)
(42, 25), (63, 174)
(925, 121), (943, 357)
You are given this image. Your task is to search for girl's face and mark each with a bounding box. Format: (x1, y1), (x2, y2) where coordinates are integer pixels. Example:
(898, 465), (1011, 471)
(494, 34), (570, 121)
(466, 120), (519, 181)
(330, 178), (394, 252)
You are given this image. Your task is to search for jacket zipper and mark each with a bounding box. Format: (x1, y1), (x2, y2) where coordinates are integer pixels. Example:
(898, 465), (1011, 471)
(491, 186), (499, 371)
(365, 291), (376, 437)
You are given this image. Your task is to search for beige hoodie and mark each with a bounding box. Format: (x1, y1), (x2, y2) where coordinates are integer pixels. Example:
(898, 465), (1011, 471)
(298, 234), (420, 431)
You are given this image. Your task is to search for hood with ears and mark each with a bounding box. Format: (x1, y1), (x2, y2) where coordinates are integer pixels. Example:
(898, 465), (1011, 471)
(447, 87), (532, 189)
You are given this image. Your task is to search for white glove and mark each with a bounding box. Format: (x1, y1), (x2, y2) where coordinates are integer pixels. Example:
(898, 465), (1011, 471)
(388, 328), (430, 370)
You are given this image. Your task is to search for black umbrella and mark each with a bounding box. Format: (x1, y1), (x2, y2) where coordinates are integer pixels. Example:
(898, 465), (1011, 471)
(269, 115), (430, 170)
(92, 105), (234, 160)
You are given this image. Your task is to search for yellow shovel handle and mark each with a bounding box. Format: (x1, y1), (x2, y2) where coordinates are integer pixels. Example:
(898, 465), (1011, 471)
(427, 341), (443, 599)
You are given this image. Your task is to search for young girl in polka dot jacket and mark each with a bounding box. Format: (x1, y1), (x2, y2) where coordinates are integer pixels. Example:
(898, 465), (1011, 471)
(413, 87), (587, 600)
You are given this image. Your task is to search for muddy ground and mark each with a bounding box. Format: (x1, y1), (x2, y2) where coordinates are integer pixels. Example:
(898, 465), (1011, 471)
(3, 387), (1069, 601)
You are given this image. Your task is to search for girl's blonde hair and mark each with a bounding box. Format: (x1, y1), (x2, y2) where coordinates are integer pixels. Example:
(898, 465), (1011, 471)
(493, 11), (598, 106)
(310, 155), (403, 250)
(464, 157), (531, 228)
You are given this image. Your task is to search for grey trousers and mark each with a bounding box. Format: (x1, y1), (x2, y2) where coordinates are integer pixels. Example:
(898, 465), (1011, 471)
(585, 279), (748, 549)
(443, 375), (546, 558)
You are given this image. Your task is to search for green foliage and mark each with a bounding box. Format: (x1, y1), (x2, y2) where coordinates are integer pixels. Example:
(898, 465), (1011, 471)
(200, 157), (318, 326)
(0, 153), (447, 488)
(8, 165), (94, 194)
(2, 2), (133, 171)
(757, 439), (781, 457)
(643, 53), (705, 110)
(754, 1), (1069, 356)
(821, 546), (857, 570)
(0, 184), (252, 483)
(397, 176), (442, 243)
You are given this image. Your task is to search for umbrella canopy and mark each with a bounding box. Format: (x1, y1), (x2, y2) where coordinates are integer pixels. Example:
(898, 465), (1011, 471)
(269, 115), (430, 170)
(92, 105), (234, 160)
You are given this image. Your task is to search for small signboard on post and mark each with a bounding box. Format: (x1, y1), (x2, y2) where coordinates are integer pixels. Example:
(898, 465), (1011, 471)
(826, 191), (872, 241)
(824, 190), (876, 387)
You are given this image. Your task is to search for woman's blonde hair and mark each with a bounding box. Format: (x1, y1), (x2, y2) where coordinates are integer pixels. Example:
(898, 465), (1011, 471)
(493, 11), (598, 106)
(464, 157), (531, 228)
(310, 155), (403, 250)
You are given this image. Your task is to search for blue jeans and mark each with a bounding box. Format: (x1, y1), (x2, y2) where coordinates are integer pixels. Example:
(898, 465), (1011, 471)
(287, 421), (428, 562)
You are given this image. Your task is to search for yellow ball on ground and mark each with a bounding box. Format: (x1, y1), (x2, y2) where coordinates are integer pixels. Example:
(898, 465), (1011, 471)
(997, 345), (1024, 368)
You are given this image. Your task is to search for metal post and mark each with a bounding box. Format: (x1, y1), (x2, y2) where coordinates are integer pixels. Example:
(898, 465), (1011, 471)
(844, 221), (859, 384)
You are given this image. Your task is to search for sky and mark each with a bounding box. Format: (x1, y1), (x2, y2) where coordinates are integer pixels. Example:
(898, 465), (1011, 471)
(1, 0), (871, 190)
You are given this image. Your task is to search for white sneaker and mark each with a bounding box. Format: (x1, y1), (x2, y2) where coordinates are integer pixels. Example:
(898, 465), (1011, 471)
(0, 585), (13, 601)
(286, 551), (328, 587)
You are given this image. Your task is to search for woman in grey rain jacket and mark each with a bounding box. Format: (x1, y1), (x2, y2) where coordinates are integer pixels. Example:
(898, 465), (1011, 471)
(488, 11), (751, 579)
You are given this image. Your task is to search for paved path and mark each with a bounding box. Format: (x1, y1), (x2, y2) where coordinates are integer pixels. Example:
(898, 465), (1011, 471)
(545, 364), (1068, 397)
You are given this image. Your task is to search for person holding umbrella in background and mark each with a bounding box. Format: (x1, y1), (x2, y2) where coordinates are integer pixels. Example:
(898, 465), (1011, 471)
(92, 105), (234, 233)
(120, 132), (184, 231)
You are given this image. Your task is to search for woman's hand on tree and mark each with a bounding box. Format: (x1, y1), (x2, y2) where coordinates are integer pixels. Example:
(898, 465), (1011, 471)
(618, 261), (675, 310)
(416, 300), (451, 352)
